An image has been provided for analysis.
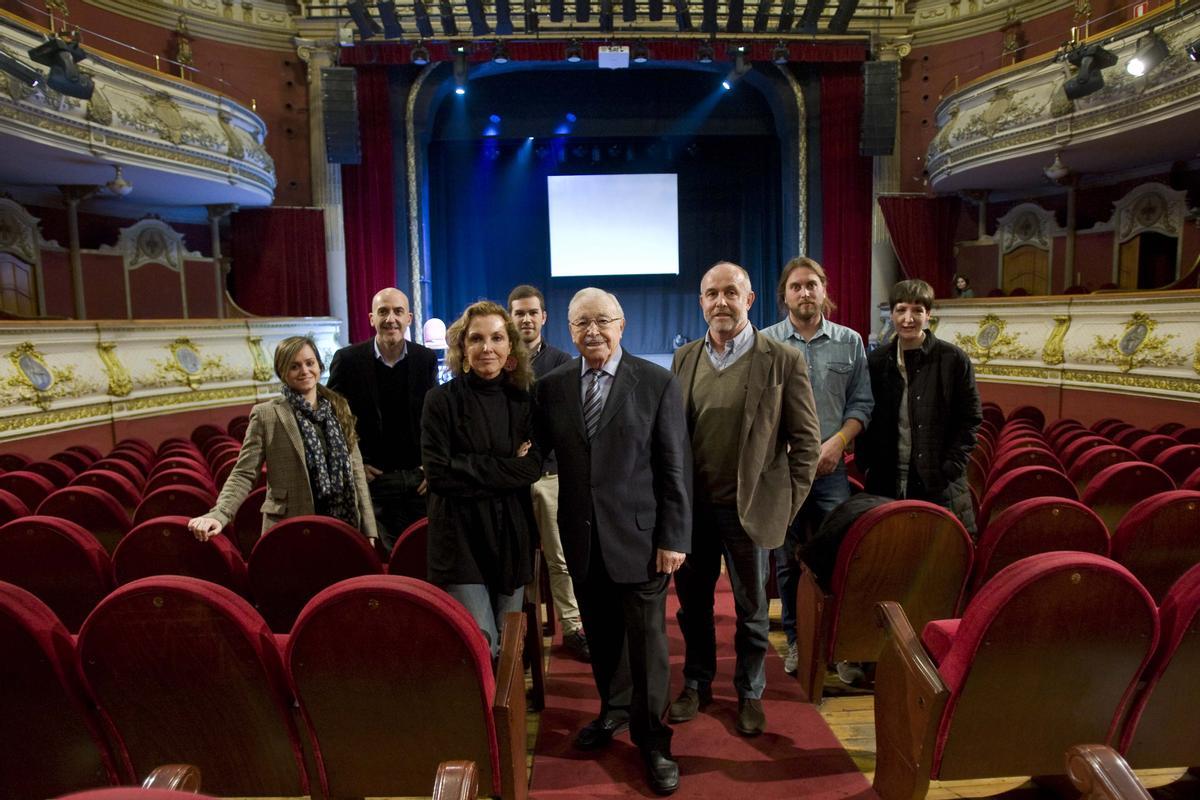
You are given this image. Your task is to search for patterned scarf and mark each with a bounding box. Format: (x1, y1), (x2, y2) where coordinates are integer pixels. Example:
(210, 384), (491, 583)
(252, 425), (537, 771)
(281, 386), (357, 527)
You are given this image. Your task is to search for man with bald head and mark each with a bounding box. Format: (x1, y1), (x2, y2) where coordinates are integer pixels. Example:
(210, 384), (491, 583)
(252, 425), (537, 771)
(329, 287), (438, 551)
(669, 261), (820, 735)
(536, 287), (691, 795)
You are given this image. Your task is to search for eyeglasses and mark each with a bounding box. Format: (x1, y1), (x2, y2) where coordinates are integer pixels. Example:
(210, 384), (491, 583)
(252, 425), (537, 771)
(569, 317), (622, 331)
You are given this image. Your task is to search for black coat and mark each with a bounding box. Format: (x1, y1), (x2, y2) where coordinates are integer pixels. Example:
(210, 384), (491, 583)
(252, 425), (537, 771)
(859, 330), (982, 503)
(328, 339), (438, 471)
(421, 375), (541, 593)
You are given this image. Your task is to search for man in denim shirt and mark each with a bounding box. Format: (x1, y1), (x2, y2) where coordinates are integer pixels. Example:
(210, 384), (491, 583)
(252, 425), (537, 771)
(761, 257), (873, 680)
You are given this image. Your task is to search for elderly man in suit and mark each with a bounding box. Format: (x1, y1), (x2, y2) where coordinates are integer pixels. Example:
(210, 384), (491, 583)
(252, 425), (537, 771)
(669, 261), (821, 736)
(535, 287), (691, 796)
(328, 287), (438, 552)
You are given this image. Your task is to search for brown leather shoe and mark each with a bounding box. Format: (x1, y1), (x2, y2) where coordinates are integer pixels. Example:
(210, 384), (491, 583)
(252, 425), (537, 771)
(736, 697), (765, 736)
(667, 684), (712, 723)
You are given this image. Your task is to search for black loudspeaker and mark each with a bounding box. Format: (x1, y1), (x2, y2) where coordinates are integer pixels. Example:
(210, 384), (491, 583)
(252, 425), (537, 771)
(321, 67), (361, 165)
(860, 60), (898, 157)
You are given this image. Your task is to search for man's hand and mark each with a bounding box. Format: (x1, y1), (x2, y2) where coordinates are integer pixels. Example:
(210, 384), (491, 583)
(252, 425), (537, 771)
(187, 516), (223, 542)
(417, 478), (428, 496)
(815, 435), (845, 477)
(516, 440), (532, 457)
(657, 548), (686, 575)
(364, 464), (383, 483)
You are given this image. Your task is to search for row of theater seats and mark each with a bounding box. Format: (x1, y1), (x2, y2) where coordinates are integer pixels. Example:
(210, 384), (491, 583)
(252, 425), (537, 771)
(791, 485), (1200, 704)
(1, 573), (523, 800)
(872, 552), (1200, 800)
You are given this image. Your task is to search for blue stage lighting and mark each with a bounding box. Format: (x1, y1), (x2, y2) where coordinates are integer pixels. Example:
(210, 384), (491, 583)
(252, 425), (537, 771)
(490, 114), (502, 123)
(722, 78), (732, 90)
(455, 86), (466, 95)
(566, 112), (577, 122)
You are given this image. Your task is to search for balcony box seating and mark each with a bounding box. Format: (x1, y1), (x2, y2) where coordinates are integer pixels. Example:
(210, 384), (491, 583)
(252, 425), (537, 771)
(286, 575), (526, 800)
(872, 553), (1158, 800)
(0, 581), (127, 798)
(77, 576), (310, 796)
(1081, 462), (1176, 535)
(38, 486), (133, 555)
(112, 516), (247, 595)
(1110, 490), (1200, 603)
(0, 516), (113, 631)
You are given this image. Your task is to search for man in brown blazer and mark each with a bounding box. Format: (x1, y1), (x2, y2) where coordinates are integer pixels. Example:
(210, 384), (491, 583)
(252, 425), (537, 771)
(668, 261), (820, 736)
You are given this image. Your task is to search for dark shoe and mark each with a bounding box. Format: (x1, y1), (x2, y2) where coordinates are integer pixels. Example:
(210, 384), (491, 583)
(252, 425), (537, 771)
(562, 629), (591, 662)
(736, 697), (765, 736)
(643, 750), (680, 795)
(835, 660), (866, 687)
(573, 716), (629, 750)
(783, 642), (799, 675)
(667, 684), (712, 723)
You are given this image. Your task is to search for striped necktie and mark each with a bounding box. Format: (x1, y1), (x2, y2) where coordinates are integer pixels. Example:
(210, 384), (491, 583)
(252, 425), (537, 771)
(582, 368), (604, 439)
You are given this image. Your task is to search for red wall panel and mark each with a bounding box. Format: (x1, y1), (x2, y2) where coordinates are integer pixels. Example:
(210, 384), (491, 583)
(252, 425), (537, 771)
(81, 253), (127, 319)
(184, 260), (220, 317)
(128, 263), (184, 318)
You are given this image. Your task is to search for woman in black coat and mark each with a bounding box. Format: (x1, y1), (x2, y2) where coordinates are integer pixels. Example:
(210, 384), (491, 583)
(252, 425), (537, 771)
(421, 300), (541, 657)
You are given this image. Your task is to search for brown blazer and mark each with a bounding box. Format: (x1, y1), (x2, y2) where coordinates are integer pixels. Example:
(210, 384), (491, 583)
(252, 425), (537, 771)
(672, 329), (822, 549)
(207, 397), (377, 539)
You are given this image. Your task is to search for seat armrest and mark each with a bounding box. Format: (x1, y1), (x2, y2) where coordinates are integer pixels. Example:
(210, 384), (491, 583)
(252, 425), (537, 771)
(1067, 745), (1152, 800)
(493, 611), (529, 800)
(434, 759), (481, 800)
(142, 763), (202, 791)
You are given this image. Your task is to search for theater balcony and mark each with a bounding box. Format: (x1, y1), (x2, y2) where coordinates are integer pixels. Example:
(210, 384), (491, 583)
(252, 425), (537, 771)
(0, 9), (274, 220)
(926, 6), (1200, 192)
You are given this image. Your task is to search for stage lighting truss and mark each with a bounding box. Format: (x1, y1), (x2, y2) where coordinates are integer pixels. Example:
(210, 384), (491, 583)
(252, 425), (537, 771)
(1126, 31), (1168, 76)
(27, 31), (93, 100)
(1063, 41), (1118, 100)
(344, 0), (381, 39)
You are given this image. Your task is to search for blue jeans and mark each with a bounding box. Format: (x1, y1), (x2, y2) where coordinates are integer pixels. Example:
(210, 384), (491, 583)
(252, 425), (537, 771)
(443, 583), (525, 658)
(773, 469), (852, 646)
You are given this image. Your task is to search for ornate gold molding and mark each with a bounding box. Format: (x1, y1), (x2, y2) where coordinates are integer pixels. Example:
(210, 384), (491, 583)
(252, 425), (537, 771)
(96, 341), (132, 397)
(110, 385), (257, 413)
(1071, 312), (1186, 373)
(0, 401), (113, 433)
(1, 342), (99, 411)
(81, 0), (297, 51)
(955, 313), (1037, 363)
(247, 336), (273, 382)
(1042, 315), (1070, 365)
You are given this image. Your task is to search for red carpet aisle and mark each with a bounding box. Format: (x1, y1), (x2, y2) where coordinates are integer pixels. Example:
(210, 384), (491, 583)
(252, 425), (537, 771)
(529, 584), (876, 799)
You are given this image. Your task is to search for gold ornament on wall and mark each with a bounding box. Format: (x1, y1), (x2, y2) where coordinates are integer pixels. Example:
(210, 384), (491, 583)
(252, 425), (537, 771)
(96, 341), (132, 397)
(141, 337), (237, 390)
(954, 314), (1037, 363)
(247, 336), (273, 382)
(1042, 315), (1071, 366)
(1072, 312), (1186, 372)
(1, 342), (98, 411)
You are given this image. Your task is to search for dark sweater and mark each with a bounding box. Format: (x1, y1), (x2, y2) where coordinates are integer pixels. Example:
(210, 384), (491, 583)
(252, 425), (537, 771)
(530, 340), (573, 474)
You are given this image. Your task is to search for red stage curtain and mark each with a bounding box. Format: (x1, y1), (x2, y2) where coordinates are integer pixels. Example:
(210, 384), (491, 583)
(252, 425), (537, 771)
(878, 195), (962, 299)
(819, 63), (874, 338)
(230, 207), (329, 317)
(341, 66), (398, 344)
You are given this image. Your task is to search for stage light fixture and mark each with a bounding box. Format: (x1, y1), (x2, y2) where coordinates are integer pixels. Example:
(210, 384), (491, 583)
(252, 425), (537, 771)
(565, 40), (583, 62)
(413, 0), (436, 37)
(1063, 42), (1118, 100)
(524, 0), (539, 30)
(622, 0), (636, 22)
(696, 41), (714, 63)
(752, 0), (771, 31)
(772, 42), (789, 63)
(673, 0), (693, 31)
(437, 0), (459, 36)
(0, 50), (42, 86)
(798, 0), (825, 32)
(344, 0), (381, 39)
(1188, 39), (1200, 61)
(378, 0), (404, 38)
(632, 41), (649, 63)
(495, 0), (514, 34)
(549, 0), (565, 22)
(648, 0), (663, 20)
(726, 0), (744, 32)
(492, 40), (509, 63)
(778, 0), (796, 31)
(27, 31), (93, 100)
(453, 48), (468, 94)
(701, 0), (717, 33)
(1126, 31), (1168, 76)
(599, 0), (614, 30)
(827, 0), (859, 34)
(411, 43), (431, 64)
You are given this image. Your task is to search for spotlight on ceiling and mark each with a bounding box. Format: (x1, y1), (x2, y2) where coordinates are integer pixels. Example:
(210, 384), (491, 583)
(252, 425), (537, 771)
(632, 41), (649, 63)
(27, 31), (93, 100)
(411, 43), (431, 64)
(772, 41), (789, 64)
(453, 47), (468, 94)
(492, 40), (509, 63)
(1063, 42), (1118, 100)
(378, 0), (404, 38)
(696, 40), (714, 63)
(0, 50), (42, 87)
(565, 40), (583, 62)
(672, 0), (693, 31)
(413, 0), (436, 37)
(1126, 31), (1168, 76)
(343, 0), (381, 39)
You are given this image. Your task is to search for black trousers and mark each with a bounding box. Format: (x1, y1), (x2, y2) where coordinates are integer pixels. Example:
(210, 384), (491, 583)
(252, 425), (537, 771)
(368, 468), (428, 552)
(575, 533), (673, 754)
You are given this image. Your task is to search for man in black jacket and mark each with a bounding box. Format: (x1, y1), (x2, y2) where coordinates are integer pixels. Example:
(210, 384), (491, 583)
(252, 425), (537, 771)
(858, 279), (981, 533)
(328, 287), (438, 551)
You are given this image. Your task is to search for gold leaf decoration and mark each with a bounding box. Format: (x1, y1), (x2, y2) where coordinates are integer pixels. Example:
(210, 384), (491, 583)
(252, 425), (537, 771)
(1071, 312), (1186, 373)
(1042, 315), (1071, 366)
(954, 314), (1037, 364)
(1, 342), (100, 411)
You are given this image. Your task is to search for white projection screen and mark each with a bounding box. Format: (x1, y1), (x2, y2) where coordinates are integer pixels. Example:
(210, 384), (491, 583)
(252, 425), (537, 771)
(547, 174), (680, 277)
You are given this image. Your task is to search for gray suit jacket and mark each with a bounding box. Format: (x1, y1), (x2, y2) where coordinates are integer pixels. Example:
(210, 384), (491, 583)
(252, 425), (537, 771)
(207, 397), (377, 539)
(535, 352), (692, 584)
(672, 330), (821, 549)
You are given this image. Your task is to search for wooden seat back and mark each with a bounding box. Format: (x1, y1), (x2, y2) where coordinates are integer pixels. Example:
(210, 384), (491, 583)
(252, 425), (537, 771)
(0, 515), (113, 631)
(1111, 490), (1200, 602)
(978, 466), (1078, 532)
(1081, 462), (1176, 535)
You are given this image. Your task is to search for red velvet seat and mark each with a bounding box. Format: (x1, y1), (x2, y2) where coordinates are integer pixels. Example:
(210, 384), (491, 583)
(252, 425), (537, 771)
(205, 443), (241, 472)
(990, 436), (1048, 458)
(1173, 427), (1200, 444)
(26, 459), (78, 488)
(387, 517), (429, 579)
(1110, 490), (1200, 603)
(1081, 462), (1177, 535)
(1100, 422), (1135, 442)
(1118, 562), (1200, 769)
(70, 471), (140, 514)
(113, 516), (248, 594)
(190, 424), (227, 449)
(87, 459), (146, 489)
(970, 497), (1109, 595)
(1067, 445), (1139, 495)
(148, 456), (210, 478)
(155, 436), (195, 454)
(0, 582), (127, 798)
(1185, 467), (1200, 491)
(230, 485), (269, 561)
(0, 488), (30, 524)
(37, 486), (133, 555)
(1044, 417), (1083, 440)
(248, 515), (383, 632)
(873, 553), (1158, 800)
(0, 452), (32, 470)
(1153, 445), (1200, 486)
(50, 449), (93, 474)
(0, 469), (57, 511)
(227, 414), (250, 441)
(53, 790), (219, 800)
(983, 448), (1063, 493)
(1113, 428), (1152, 450)
(980, 403), (1004, 432)
(1005, 405), (1045, 430)
(132, 486), (216, 527)
(142, 469), (216, 498)
(1060, 435), (1112, 469)
(77, 576), (309, 796)
(794, 500), (974, 704)
(287, 575), (526, 800)
(0, 516), (113, 631)
(966, 452), (988, 500)
(1153, 421), (1184, 436)
(201, 436), (241, 462)
(1051, 427), (1094, 457)
(106, 448), (152, 475)
(977, 466), (1078, 532)
(1130, 434), (1178, 463)
(66, 444), (104, 463)
(113, 438), (154, 458)
(1090, 417), (1123, 434)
